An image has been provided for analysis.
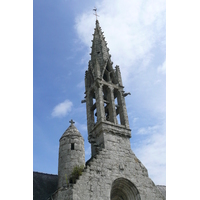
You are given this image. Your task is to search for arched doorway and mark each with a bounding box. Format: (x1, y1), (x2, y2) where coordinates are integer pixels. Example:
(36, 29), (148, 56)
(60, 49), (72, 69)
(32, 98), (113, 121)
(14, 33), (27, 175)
(110, 178), (141, 200)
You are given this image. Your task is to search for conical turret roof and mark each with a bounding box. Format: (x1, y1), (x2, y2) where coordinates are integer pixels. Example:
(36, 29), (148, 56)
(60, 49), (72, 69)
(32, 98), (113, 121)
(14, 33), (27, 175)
(60, 121), (83, 140)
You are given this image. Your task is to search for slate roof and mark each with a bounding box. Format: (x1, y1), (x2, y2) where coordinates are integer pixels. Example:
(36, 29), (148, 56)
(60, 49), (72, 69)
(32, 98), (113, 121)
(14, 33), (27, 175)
(33, 172), (58, 200)
(33, 171), (166, 200)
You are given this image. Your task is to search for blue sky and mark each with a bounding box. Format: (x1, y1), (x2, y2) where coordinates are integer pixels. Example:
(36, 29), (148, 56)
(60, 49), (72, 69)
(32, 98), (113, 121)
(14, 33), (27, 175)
(33, 0), (166, 185)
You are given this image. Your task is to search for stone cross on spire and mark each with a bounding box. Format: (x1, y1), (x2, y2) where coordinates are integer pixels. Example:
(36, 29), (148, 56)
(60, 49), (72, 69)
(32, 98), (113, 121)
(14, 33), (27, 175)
(93, 7), (99, 20)
(69, 119), (75, 125)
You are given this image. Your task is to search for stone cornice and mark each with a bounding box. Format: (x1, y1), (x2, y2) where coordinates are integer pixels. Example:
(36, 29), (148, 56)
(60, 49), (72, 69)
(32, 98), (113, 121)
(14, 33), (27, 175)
(90, 121), (131, 139)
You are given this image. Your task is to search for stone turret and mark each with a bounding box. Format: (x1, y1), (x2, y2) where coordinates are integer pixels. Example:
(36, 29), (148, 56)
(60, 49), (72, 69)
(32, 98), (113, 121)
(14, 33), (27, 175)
(57, 120), (85, 189)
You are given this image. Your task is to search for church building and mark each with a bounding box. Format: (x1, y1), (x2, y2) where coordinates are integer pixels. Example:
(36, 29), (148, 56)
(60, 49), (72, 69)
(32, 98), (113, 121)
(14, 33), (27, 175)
(33, 19), (166, 200)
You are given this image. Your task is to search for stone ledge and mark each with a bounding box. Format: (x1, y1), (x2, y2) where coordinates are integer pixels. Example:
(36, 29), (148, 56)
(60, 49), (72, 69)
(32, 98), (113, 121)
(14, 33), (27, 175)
(90, 121), (131, 139)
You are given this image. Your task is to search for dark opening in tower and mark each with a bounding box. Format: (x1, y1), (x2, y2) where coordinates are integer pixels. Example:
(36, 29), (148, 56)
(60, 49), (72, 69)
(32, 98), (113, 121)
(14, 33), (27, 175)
(90, 89), (97, 124)
(114, 97), (120, 125)
(71, 143), (74, 150)
(103, 85), (114, 122)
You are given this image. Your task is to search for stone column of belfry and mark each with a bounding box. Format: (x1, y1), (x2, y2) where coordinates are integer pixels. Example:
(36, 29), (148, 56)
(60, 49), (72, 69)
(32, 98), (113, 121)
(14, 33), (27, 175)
(114, 65), (130, 128)
(117, 89), (130, 129)
(87, 90), (94, 134)
(95, 83), (105, 123)
(107, 85), (117, 124)
(115, 65), (123, 86)
(85, 72), (94, 136)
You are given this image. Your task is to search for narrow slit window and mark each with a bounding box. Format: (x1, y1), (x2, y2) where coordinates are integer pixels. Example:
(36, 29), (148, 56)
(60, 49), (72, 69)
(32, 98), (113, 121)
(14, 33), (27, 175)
(71, 143), (74, 150)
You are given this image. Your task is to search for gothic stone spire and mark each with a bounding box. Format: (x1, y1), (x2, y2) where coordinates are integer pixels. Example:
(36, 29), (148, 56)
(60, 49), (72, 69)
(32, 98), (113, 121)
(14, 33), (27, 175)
(89, 20), (111, 73)
(84, 20), (131, 157)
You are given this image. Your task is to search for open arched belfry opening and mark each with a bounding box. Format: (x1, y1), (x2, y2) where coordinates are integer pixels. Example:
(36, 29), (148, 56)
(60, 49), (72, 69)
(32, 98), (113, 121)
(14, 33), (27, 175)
(110, 178), (141, 200)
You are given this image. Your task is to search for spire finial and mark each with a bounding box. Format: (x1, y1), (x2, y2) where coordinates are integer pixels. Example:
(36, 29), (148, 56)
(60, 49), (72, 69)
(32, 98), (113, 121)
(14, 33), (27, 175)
(69, 119), (75, 125)
(93, 7), (99, 21)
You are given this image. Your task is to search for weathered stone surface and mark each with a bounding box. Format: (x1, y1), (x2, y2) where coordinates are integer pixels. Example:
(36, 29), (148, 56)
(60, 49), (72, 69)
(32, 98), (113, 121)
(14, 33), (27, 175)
(51, 20), (166, 200)
(53, 145), (164, 200)
(33, 172), (166, 200)
(156, 185), (166, 199)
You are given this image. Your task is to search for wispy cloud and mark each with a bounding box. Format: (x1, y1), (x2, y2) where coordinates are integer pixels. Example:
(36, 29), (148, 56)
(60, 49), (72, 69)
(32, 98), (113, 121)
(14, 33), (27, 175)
(77, 80), (84, 89)
(51, 99), (73, 118)
(136, 125), (160, 135)
(132, 117), (139, 125)
(132, 124), (166, 185)
(73, 120), (88, 134)
(157, 59), (166, 74)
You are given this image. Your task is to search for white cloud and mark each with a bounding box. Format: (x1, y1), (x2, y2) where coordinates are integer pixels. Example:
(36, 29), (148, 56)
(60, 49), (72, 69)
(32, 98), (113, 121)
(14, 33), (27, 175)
(136, 125), (160, 135)
(51, 99), (73, 118)
(132, 117), (139, 125)
(77, 80), (85, 88)
(132, 124), (166, 185)
(74, 121), (88, 133)
(157, 59), (166, 74)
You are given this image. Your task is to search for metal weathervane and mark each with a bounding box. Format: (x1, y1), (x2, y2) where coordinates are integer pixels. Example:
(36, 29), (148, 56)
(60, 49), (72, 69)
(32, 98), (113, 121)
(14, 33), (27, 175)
(93, 7), (99, 20)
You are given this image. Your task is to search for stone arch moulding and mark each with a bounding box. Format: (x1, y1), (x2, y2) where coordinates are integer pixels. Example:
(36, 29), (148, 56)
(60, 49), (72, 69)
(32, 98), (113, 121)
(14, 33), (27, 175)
(110, 178), (141, 200)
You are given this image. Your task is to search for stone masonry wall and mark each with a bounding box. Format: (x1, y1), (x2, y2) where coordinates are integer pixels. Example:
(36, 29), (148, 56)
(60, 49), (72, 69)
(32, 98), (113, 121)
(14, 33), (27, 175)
(56, 132), (165, 200)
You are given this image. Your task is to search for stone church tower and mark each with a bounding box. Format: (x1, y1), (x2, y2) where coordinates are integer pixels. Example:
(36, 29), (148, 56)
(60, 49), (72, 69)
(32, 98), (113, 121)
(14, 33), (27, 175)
(84, 20), (131, 158)
(52, 20), (165, 200)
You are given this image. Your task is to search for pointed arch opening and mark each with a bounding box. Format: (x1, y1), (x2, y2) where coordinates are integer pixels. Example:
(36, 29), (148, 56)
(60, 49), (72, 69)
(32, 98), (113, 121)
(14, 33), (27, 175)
(110, 178), (141, 200)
